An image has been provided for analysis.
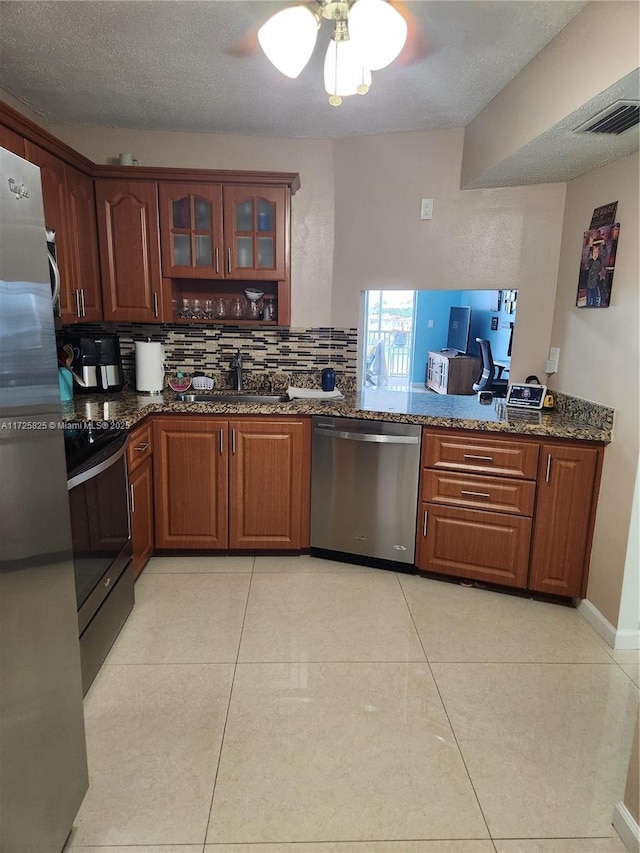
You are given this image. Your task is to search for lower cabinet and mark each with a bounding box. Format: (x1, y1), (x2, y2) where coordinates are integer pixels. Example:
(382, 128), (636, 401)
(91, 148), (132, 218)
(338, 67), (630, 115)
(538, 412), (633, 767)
(416, 428), (603, 597)
(528, 442), (601, 597)
(153, 416), (311, 551)
(127, 420), (155, 578)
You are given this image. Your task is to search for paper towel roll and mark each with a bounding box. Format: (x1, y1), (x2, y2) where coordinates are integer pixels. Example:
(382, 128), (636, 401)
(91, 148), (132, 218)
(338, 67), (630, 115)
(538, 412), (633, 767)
(135, 341), (165, 393)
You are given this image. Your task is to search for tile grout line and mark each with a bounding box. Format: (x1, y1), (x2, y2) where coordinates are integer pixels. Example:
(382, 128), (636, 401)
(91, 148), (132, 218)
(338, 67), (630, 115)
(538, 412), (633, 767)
(202, 553), (256, 848)
(394, 572), (498, 849)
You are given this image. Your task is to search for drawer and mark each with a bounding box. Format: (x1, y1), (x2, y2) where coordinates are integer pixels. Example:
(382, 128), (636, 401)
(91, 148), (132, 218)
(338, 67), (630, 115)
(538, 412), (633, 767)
(416, 503), (532, 588)
(423, 429), (539, 479)
(127, 420), (152, 472)
(422, 470), (536, 516)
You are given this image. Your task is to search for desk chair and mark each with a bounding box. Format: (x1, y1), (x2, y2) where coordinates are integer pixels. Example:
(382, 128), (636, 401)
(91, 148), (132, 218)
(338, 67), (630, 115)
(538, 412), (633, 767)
(472, 338), (509, 397)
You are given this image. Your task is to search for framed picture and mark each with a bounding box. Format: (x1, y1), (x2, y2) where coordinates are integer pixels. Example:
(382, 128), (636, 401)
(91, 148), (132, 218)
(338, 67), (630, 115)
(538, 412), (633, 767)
(576, 222), (620, 308)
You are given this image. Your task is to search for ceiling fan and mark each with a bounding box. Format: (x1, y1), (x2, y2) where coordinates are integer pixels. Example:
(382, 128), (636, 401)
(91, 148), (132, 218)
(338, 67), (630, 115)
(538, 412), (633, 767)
(236, 0), (427, 106)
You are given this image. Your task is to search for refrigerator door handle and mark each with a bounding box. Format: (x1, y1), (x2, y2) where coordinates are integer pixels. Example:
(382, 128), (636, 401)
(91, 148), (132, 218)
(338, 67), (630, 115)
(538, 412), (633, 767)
(48, 248), (60, 309)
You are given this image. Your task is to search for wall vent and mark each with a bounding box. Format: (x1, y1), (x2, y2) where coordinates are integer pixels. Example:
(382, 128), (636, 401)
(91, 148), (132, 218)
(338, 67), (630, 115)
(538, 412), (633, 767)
(574, 100), (639, 135)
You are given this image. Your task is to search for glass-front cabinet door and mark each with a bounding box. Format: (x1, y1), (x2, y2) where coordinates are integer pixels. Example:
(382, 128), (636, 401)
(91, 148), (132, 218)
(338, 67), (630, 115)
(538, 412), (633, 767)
(223, 185), (287, 281)
(159, 183), (224, 278)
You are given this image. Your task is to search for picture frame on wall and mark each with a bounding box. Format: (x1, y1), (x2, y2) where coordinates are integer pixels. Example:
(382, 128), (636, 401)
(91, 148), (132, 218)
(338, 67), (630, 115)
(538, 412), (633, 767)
(576, 222), (620, 308)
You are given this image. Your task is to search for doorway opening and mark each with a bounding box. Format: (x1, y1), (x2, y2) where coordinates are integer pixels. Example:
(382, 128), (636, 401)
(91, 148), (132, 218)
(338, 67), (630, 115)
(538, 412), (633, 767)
(363, 290), (416, 390)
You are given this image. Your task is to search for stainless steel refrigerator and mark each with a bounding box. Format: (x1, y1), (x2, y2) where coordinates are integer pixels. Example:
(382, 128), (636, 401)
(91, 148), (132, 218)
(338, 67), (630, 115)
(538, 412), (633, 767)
(0, 148), (88, 850)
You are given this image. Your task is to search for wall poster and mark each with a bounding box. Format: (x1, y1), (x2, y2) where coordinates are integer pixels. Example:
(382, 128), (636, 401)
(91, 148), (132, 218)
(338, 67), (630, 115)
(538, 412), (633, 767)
(576, 201), (620, 308)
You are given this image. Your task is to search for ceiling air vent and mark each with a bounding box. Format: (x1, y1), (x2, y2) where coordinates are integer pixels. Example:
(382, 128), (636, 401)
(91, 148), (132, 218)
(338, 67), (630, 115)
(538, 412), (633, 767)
(574, 100), (639, 135)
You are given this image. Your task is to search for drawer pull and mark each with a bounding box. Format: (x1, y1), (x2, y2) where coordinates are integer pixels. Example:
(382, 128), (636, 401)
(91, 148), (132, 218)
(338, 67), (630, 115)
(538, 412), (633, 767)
(463, 454), (494, 462)
(460, 490), (491, 499)
(135, 442), (150, 452)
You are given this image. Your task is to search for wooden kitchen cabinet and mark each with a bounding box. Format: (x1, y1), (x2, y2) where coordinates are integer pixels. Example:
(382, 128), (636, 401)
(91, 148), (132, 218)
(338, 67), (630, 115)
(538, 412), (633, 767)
(24, 141), (74, 321)
(417, 429), (537, 588)
(160, 181), (292, 325)
(0, 124), (24, 156)
(159, 182), (224, 278)
(153, 417), (229, 549)
(65, 165), (102, 322)
(417, 427), (604, 598)
(528, 442), (603, 598)
(223, 185), (288, 281)
(24, 142), (102, 323)
(229, 419), (310, 550)
(95, 179), (164, 322)
(152, 415), (311, 551)
(127, 420), (155, 577)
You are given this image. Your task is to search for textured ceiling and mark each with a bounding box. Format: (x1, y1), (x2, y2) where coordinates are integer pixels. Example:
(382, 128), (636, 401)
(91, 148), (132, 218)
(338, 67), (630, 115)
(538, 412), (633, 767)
(1, 0), (637, 186)
(0, 0), (588, 138)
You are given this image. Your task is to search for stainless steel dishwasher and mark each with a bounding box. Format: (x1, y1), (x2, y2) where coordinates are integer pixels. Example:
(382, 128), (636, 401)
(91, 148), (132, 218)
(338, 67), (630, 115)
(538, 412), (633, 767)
(311, 416), (422, 565)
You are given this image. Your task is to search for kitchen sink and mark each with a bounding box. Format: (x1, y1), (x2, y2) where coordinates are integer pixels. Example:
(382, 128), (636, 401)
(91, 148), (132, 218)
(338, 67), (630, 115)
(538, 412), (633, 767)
(175, 391), (290, 404)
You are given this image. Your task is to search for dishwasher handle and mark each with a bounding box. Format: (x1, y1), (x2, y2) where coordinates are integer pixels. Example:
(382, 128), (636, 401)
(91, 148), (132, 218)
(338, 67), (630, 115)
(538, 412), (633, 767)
(313, 426), (420, 445)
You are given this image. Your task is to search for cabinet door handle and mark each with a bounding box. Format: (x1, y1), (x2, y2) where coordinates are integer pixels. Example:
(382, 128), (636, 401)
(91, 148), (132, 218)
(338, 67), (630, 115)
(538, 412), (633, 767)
(215, 247), (219, 274)
(74, 289), (81, 317)
(153, 292), (159, 318)
(463, 454), (494, 462)
(135, 442), (150, 452)
(460, 490), (491, 499)
(80, 288), (86, 317)
(231, 428), (236, 454)
(545, 454), (552, 483)
(129, 482), (135, 514)
(227, 248), (232, 275)
(422, 509), (428, 537)
(219, 428), (224, 456)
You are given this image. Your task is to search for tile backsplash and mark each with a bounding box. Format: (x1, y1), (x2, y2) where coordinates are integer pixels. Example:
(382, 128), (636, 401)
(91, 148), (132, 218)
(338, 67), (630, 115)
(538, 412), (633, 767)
(65, 323), (358, 387)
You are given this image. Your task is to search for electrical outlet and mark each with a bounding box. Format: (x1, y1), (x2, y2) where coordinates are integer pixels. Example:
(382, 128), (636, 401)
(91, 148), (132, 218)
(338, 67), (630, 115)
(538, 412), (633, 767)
(427, 319), (434, 328)
(420, 198), (433, 220)
(546, 346), (560, 374)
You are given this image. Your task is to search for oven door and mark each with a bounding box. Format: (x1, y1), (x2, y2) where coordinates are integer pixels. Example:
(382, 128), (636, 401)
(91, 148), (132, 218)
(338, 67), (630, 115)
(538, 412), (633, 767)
(66, 430), (133, 637)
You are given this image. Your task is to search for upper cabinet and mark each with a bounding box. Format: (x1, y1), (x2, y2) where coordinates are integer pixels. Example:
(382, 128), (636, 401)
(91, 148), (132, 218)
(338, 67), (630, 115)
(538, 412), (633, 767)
(159, 183), (224, 278)
(95, 180), (164, 323)
(65, 165), (102, 322)
(223, 185), (287, 281)
(159, 183), (288, 282)
(0, 125), (25, 157)
(24, 141), (102, 324)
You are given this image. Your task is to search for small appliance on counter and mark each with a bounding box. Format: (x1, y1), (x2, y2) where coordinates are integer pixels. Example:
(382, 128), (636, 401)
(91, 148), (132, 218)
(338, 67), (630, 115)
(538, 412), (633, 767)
(135, 339), (165, 394)
(58, 332), (124, 393)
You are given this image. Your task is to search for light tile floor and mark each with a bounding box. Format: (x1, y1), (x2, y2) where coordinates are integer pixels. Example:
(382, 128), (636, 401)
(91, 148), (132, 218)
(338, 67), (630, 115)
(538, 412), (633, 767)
(66, 554), (639, 853)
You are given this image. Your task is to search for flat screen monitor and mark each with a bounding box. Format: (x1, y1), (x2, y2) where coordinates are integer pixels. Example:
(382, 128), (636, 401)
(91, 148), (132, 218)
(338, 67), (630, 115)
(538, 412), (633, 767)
(446, 306), (471, 354)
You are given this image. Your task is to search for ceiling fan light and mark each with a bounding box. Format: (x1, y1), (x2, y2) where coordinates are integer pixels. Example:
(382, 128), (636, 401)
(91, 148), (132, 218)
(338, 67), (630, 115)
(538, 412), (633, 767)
(324, 38), (372, 100)
(349, 0), (408, 71)
(258, 5), (319, 78)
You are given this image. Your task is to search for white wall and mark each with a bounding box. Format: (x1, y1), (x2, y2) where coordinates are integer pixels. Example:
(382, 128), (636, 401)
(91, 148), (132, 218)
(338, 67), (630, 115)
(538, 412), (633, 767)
(550, 152), (639, 629)
(331, 129), (567, 383)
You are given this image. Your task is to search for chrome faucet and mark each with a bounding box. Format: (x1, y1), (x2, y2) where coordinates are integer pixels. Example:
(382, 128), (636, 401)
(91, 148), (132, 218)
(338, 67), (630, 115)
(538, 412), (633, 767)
(230, 349), (243, 390)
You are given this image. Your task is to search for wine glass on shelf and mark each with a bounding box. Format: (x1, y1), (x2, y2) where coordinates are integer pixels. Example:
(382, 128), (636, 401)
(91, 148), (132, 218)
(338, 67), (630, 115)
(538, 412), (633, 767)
(214, 297), (227, 319)
(231, 297), (246, 320)
(203, 299), (213, 319)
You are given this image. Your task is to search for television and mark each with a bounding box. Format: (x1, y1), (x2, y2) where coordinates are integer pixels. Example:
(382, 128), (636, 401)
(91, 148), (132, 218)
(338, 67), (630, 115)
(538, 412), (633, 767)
(446, 306), (472, 354)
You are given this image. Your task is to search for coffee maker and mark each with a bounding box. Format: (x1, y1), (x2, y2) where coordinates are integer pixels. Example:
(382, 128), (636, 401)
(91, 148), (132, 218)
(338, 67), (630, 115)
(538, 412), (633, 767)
(60, 333), (125, 393)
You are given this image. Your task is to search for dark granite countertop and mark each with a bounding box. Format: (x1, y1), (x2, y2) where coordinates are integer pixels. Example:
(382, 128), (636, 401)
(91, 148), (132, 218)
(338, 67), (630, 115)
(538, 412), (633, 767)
(60, 386), (613, 443)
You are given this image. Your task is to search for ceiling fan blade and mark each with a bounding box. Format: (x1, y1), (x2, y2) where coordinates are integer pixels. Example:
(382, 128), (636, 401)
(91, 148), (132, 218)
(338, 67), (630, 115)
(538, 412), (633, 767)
(228, 20), (262, 58)
(389, 1), (434, 66)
